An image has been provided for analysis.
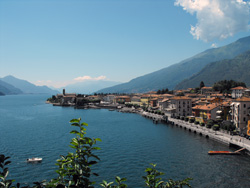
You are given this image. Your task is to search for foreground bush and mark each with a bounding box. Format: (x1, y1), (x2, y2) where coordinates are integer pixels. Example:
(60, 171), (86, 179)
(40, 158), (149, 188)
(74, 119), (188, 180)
(0, 118), (192, 188)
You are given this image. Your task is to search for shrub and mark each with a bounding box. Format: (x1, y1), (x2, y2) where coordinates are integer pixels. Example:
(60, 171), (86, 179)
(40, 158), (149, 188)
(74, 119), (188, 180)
(200, 122), (205, 126)
(206, 120), (214, 128)
(180, 116), (185, 120)
(206, 124), (212, 129)
(194, 121), (199, 125)
(212, 124), (220, 131)
(185, 117), (189, 121)
(189, 119), (194, 123)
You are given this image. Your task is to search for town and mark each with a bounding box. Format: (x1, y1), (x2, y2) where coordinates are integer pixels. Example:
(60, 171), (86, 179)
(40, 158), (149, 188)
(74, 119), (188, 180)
(47, 80), (250, 142)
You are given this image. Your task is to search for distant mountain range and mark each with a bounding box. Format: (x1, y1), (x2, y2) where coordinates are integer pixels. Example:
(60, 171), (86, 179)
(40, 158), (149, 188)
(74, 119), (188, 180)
(97, 35), (250, 93)
(60, 80), (121, 94)
(175, 50), (250, 89)
(0, 76), (58, 95)
(0, 80), (23, 95)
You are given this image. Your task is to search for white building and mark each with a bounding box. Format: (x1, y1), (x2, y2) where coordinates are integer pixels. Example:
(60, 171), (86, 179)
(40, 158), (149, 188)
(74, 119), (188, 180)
(231, 97), (250, 132)
(169, 96), (192, 117)
(231, 86), (247, 99)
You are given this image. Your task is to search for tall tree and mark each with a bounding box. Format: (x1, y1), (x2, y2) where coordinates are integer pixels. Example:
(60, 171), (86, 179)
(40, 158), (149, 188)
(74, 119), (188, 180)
(199, 81), (205, 89)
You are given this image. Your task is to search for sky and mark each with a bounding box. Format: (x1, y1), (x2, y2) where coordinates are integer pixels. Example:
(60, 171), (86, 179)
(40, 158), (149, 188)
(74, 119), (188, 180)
(1, 0), (250, 88)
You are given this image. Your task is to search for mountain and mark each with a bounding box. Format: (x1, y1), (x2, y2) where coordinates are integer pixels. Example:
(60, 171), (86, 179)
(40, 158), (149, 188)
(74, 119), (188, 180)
(0, 75), (59, 94)
(61, 80), (121, 94)
(97, 36), (250, 93)
(0, 80), (23, 95)
(175, 50), (250, 89)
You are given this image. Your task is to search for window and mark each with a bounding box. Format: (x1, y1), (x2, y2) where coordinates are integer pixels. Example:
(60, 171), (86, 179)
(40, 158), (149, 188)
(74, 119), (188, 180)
(244, 104), (246, 108)
(244, 117), (246, 122)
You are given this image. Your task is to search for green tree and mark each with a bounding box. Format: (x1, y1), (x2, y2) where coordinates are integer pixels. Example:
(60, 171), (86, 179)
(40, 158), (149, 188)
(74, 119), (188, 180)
(199, 81), (205, 89)
(0, 155), (14, 188)
(213, 80), (246, 93)
(48, 118), (102, 187)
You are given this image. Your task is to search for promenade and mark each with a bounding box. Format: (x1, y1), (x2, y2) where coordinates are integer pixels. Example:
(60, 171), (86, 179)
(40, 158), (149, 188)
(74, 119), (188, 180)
(140, 111), (250, 153)
(168, 117), (250, 152)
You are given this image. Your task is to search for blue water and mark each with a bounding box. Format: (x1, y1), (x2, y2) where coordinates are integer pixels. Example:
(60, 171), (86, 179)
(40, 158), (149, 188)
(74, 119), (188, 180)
(1, 95), (250, 187)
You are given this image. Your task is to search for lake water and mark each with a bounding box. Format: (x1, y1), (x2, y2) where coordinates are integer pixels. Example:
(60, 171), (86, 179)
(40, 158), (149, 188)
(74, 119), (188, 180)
(1, 94), (250, 187)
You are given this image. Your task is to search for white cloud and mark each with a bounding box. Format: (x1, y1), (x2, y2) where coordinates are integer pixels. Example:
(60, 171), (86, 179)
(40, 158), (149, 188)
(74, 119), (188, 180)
(175, 0), (250, 42)
(211, 43), (217, 48)
(74, 75), (107, 81)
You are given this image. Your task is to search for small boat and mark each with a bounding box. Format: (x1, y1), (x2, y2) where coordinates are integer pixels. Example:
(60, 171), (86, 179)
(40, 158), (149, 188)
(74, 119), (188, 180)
(27, 157), (43, 162)
(208, 148), (246, 155)
(208, 151), (239, 155)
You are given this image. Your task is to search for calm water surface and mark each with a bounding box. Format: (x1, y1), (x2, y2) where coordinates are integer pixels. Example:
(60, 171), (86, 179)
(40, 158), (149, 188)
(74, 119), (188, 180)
(1, 95), (250, 188)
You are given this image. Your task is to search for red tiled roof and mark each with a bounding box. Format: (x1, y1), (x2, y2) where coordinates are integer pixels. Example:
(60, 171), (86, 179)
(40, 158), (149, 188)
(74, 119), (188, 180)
(235, 97), (250, 102)
(231, 86), (247, 90)
(201, 87), (213, 89)
(171, 96), (191, 100)
(192, 103), (220, 111)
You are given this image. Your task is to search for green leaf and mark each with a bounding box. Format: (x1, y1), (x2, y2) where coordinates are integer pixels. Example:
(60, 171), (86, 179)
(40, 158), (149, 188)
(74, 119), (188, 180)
(92, 147), (101, 150)
(71, 123), (80, 127)
(70, 118), (80, 123)
(70, 130), (80, 134)
(95, 138), (102, 142)
(145, 168), (153, 172)
(81, 122), (88, 126)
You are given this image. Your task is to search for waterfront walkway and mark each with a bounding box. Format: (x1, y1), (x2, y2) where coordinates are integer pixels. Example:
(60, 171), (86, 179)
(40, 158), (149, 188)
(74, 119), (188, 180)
(168, 117), (250, 152)
(140, 111), (250, 152)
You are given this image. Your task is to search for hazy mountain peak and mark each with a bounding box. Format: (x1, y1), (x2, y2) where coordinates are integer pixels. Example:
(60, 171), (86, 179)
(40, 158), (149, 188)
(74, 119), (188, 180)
(0, 76), (58, 94)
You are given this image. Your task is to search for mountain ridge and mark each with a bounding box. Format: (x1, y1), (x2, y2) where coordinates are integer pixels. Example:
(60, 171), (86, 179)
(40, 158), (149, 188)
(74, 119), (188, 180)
(175, 50), (250, 89)
(0, 75), (59, 94)
(0, 80), (23, 95)
(97, 35), (250, 93)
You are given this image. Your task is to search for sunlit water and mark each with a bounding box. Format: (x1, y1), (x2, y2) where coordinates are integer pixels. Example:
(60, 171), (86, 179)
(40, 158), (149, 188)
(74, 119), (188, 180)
(1, 95), (250, 187)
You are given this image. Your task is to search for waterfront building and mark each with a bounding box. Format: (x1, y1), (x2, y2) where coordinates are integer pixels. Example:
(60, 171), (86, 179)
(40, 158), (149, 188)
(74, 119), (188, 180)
(102, 95), (116, 104)
(140, 94), (155, 107)
(231, 86), (247, 99)
(87, 95), (101, 101)
(130, 96), (141, 106)
(200, 86), (213, 96)
(231, 97), (250, 132)
(115, 96), (131, 104)
(192, 103), (221, 122)
(58, 89), (76, 105)
(169, 96), (192, 117)
(158, 98), (170, 112)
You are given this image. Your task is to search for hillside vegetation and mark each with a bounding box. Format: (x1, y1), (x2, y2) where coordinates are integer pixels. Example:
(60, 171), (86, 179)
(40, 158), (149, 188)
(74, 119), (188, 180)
(175, 50), (250, 89)
(97, 36), (250, 93)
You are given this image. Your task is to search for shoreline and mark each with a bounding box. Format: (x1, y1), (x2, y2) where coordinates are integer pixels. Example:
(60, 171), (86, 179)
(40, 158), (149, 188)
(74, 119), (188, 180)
(135, 111), (250, 154)
(47, 102), (250, 154)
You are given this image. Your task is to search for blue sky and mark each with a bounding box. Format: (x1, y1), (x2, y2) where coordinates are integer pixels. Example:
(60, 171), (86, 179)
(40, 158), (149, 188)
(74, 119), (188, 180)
(1, 0), (250, 88)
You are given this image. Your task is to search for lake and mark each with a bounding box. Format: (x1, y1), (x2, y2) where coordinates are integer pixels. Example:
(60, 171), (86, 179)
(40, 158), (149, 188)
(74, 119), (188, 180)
(1, 94), (250, 187)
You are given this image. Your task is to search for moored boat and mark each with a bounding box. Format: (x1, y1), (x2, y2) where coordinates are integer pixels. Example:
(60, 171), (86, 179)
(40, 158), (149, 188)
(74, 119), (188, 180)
(27, 157), (43, 162)
(208, 151), (239, 155)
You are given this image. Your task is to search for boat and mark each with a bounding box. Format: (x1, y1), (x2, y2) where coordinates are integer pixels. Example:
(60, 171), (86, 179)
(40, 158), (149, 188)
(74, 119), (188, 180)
(208, 148), (246, 155)
(27, 157), (43, 162)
